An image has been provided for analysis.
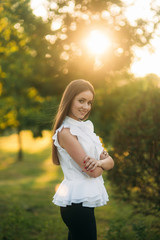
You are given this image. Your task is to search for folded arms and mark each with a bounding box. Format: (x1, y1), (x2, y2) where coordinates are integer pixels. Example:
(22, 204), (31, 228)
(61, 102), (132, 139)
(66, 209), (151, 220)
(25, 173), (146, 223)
(55, 127), (114, 178)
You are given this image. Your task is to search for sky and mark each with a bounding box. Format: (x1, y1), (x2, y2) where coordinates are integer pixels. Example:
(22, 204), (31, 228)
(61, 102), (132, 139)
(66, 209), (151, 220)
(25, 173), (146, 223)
(121, 0), (160, 77)
(30, 0), (160, 77)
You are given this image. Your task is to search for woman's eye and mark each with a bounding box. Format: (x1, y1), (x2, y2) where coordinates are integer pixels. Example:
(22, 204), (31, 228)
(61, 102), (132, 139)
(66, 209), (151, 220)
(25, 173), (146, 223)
(87, 101), (92, 105)
(79, 100), (84, 103)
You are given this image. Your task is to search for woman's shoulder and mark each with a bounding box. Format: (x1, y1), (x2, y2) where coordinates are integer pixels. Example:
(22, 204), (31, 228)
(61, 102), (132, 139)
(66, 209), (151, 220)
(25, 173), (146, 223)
(84, 120), (94, 132)
(57, 127), (77, 149)
(52, 117), (81, 141)
(57, 127), (71, 139)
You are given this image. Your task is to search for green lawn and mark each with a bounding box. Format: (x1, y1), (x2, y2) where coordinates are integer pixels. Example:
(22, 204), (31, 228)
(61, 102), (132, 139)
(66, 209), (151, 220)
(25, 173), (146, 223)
(0, 131), (159, 240)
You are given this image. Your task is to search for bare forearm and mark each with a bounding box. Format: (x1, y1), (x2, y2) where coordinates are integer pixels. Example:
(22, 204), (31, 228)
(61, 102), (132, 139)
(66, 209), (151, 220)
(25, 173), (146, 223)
(91, 166), (103, 178)
(83, 150), (114, 176)
(98, 156), (114, 170)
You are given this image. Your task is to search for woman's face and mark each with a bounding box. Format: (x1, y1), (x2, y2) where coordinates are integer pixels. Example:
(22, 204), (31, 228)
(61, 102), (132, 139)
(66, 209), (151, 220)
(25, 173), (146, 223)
(68, 90), (94, 120)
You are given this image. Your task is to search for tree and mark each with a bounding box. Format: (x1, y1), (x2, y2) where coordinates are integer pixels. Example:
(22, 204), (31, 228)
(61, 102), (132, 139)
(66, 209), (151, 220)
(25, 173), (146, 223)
(107, 79), (160, 211)
(0, 0), (58, 159)
(44, 0), (159, 87)
(1, 0), (159, 160)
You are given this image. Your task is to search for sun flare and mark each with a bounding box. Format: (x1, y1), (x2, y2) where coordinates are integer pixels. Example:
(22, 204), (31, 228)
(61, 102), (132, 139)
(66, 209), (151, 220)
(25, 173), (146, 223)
(86, 30), (110, 55)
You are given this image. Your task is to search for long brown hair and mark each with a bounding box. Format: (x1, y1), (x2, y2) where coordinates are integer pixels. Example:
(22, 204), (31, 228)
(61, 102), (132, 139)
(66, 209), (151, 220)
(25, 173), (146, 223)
(52, 79), (95, 165)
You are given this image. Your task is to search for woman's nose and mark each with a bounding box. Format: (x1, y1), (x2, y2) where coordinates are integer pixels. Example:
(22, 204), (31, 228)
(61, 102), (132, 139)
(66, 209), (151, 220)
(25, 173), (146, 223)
(83, 102), (89, 109)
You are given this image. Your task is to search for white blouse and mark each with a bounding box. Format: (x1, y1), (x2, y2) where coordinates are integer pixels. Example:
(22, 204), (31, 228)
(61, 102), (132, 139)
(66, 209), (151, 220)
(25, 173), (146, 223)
(52, 116), (109, 207)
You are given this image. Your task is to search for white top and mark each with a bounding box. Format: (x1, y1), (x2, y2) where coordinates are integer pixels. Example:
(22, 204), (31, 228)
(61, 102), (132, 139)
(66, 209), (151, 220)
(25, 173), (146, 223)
(52, 116), (109, 207)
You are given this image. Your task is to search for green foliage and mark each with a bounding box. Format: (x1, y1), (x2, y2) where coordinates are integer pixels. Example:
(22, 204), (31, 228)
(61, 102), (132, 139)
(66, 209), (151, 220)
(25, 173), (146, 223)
(0, 206), (27, 240)
(0, 1), (59, 158)
(0, 137), (66, 240)
(107, 210), (160, 240)
(107, 80), (160, 211)
(90, 71), (134, 143)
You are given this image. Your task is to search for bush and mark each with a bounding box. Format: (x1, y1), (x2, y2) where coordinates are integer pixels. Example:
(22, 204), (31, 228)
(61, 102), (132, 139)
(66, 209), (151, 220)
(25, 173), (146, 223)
(107, 211), (160, 240)
(108, 86), (160, 211)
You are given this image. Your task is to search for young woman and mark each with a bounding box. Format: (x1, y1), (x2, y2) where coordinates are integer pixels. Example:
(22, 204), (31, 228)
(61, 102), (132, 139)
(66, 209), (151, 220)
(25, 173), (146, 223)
(52, 79), (114, 240)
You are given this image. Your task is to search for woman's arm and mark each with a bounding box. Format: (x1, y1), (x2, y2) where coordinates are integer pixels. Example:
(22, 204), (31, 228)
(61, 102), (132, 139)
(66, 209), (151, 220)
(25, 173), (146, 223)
(98, 155), (114, 170)
(57, 128), (103, 178)
(84, 150), (114, 171)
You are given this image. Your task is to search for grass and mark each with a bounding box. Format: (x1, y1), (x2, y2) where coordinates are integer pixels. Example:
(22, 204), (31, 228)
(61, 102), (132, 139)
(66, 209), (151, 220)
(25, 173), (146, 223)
(0, 131), (159, 240)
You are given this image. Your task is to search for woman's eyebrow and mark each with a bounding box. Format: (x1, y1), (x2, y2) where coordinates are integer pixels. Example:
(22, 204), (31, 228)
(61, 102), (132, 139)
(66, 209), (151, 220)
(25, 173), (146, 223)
(79, 97), (93, 101)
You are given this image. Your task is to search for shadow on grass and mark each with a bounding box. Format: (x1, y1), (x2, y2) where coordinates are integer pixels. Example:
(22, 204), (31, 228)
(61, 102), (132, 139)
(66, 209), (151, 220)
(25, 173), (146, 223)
(0, 187), (67, 240)
(0, 147), (50, 179)
(0, 147), (67, 240)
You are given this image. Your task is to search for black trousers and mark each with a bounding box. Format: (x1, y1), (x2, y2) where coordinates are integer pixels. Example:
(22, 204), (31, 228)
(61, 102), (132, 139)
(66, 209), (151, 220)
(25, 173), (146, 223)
(60, 203), (97, 240)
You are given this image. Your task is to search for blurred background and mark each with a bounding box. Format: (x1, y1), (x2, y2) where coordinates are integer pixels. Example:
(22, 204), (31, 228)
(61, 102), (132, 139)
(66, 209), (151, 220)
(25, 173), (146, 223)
(0, 0), (160, 239)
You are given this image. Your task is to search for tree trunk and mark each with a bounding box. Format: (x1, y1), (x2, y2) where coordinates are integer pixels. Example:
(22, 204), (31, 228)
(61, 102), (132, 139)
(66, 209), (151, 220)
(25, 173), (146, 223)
(17, 128), (23, 161)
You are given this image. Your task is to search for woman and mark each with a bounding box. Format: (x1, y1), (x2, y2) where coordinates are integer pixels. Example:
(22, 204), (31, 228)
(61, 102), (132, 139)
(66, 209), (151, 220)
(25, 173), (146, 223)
(52, 79), (114, 240)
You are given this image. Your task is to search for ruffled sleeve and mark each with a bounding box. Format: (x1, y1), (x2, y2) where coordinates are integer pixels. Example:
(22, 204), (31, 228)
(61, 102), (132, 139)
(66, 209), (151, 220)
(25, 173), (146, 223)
(52, 125), (64, 149)
(52, 120), (85, 150)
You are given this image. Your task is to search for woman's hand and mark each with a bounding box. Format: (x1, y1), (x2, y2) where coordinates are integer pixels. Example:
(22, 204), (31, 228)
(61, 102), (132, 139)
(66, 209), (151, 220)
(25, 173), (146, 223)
(100, 150), (109, 160)
(83, 156), (100, 172)
(99, 150), (114, 170)
(83, 150), (109, 171)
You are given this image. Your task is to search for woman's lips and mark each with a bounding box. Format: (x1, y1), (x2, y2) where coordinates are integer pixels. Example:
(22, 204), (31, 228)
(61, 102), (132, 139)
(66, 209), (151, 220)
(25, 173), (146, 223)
(79, 110), (88, 115)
